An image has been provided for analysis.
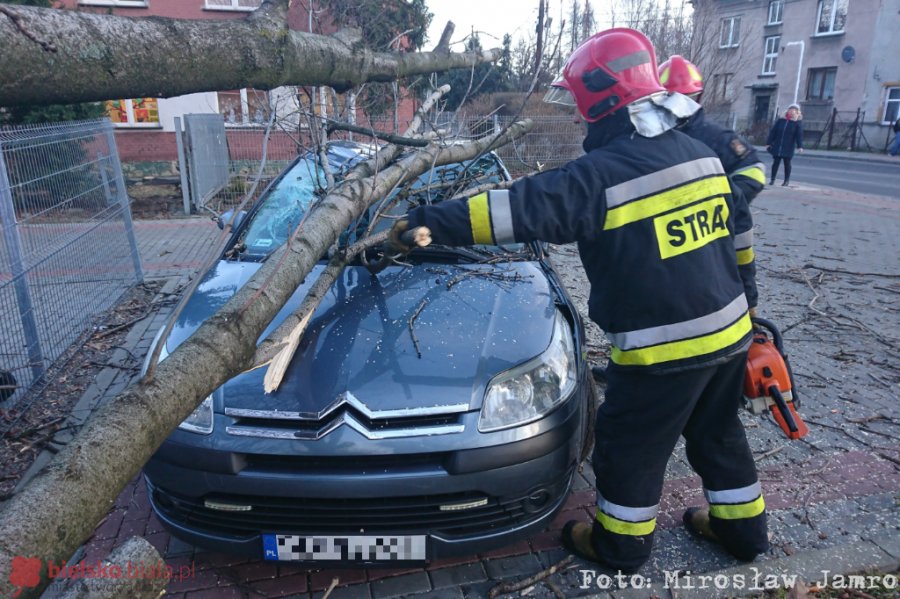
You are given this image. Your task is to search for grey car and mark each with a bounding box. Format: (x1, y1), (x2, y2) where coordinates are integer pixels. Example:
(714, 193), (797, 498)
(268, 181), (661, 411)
(143, 142), (596, 565)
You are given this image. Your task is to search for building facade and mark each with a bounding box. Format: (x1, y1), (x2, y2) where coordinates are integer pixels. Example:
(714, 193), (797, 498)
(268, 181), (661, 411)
(55, 0), (417, 162)
(691, 0), (900, 150)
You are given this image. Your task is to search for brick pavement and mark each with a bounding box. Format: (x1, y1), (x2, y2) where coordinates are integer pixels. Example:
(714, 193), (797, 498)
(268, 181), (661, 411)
(55, 185), (900, 598)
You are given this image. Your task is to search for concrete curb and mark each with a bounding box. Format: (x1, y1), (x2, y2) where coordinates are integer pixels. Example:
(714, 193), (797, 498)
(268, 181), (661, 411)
(752, 145), (896, 165)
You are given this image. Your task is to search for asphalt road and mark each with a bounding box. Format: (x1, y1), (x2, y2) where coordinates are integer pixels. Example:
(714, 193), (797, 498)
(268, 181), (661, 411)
(767, 153), (899, 198)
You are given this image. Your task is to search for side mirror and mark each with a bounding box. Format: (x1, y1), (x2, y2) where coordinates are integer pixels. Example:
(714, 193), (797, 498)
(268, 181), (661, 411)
(217, 210), (247, 231)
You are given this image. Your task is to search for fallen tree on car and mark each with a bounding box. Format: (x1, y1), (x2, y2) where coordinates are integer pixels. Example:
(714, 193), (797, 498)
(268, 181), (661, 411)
(0, 4), (530, 595)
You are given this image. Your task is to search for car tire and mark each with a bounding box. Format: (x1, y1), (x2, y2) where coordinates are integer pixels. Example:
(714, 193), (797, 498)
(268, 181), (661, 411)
(579, 370), (599, 464)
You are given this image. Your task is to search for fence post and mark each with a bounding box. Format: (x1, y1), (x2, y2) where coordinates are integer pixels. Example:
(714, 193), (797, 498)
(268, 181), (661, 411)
(850, 108), (860, 152)
(98, 151), (115, 208)
(0, 141), (45, 381)
(826, 107), (837, 150)
(174, 116), (192, 215)
(102, 122), (144, 283)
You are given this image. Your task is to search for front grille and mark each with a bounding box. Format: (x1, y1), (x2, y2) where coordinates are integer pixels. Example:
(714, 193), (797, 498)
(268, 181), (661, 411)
(151, 471), (572, 539)
(243, 452), (447, 474)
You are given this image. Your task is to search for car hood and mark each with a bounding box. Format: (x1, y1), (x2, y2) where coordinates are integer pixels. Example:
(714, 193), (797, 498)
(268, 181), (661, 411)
(166, 259), (558, 415)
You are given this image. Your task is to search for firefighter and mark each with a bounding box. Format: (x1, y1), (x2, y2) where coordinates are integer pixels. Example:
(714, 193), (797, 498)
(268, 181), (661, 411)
(389, 28), (768, 572)
(658, 55), (761, 317)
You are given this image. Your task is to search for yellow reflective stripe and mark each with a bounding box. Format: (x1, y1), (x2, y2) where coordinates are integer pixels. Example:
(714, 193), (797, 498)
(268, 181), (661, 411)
(467, 193), (494, 244)
(709, 495), (765, 520)
(611, 313), (752, 366)
(595, 510), (657, 536)
(660, 67), (670, 85)
(734, 165), (766, 185)
(736, 247), (755, 266)
(604, 176), (732, 230)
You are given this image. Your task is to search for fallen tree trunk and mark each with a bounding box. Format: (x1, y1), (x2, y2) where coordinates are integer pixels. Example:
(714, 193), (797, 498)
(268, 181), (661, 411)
(0, 115), (532, 598)
(55, 537), (167, 599)
(0, 0), (498, 106)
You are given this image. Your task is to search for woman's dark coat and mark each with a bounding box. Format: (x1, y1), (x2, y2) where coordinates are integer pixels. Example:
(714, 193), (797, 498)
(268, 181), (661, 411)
(767, 118), (803, 158)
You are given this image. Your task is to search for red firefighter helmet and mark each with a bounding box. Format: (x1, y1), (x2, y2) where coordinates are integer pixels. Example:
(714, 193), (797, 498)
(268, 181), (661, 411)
(544, 28), (665, 123)
(658, 55), (704, 97)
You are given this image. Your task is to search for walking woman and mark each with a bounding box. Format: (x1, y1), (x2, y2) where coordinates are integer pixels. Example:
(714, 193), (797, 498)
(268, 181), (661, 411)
(767, 104), (804, 186)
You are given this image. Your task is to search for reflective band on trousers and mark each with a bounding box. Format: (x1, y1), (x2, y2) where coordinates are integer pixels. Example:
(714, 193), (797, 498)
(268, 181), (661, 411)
(706, 482), (766, 520)
(467, 190), (515, 245)
(607, 294), (747, 351)
(595, 494), (658, 536)
(709, 496), (766, 520)
(733, 163), (767, 185)
(705, 481), (761, 504)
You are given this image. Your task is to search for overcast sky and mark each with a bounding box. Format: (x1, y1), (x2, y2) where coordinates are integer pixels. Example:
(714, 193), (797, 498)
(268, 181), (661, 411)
(425, 0), (575, 51)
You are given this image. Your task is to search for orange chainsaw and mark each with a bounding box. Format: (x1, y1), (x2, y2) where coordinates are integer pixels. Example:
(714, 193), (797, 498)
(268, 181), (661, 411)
(743, 317), (809, 440)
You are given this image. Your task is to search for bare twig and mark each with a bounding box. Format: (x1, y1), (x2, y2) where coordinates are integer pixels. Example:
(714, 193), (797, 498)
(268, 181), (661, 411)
(321, 577), (340, 599)
(408, 299), (427, 359)
(487, 555), (574, 599)
(804, 264), (899, 279)
(754, 446), (784, 462)
(326, 119), (429, 147)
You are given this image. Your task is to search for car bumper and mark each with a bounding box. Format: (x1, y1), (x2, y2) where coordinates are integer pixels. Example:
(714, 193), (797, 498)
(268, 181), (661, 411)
(143, 408), (582, 562)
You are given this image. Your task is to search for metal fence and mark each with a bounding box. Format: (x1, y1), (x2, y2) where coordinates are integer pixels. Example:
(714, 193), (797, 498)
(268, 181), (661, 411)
(0, 118), (142, 406)
(177, 116), (298, 214)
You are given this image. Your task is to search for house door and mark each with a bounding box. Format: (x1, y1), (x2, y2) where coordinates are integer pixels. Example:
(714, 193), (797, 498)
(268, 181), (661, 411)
(753, 95), (771, 124)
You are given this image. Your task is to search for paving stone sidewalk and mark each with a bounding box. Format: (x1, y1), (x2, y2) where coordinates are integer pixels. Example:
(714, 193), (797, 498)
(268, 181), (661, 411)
(51, 182), (900, 599)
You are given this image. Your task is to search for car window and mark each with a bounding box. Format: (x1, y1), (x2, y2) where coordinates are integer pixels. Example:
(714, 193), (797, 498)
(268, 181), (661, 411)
(240, 158), (324, 255)
(233, 147), (525, 261)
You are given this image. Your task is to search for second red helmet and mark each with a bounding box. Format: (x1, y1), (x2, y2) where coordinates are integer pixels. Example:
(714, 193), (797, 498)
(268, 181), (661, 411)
(658, 55), (704, 97)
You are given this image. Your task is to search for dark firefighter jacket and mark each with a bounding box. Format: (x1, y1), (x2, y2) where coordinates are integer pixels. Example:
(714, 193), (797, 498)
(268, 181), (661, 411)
(678, 108), (761, 308)
(407, 127), (753, 374)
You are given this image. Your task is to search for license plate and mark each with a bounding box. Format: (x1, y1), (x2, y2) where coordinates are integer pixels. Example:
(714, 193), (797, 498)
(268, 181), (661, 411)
(262, 534), (427, 561)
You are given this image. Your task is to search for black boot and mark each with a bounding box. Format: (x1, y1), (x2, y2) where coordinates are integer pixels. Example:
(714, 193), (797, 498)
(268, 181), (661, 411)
(782, 180), (790, 186)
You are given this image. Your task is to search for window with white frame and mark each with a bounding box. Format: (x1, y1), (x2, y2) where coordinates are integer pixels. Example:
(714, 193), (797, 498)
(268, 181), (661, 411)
(767, 0), (783, 24)
(762, 36), (780, 75)
(105, 98), (160, 127)
(217, 89), (269, 125)
(882, 87), (900, 124)
(719, 16), (742, 48)
(816, 0), (848, 35)
(205, 0), (261, 10)
(78, 0), (148, 6)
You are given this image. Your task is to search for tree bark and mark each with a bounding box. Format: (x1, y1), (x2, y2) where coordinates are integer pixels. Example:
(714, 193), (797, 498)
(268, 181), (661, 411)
(56, 537), (167, 599)
(0, 118), (531, 599)
(0, 0), (499, 106)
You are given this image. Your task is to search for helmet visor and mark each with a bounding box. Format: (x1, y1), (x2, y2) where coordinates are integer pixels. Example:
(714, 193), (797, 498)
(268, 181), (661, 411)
(543, 85), (577, 107)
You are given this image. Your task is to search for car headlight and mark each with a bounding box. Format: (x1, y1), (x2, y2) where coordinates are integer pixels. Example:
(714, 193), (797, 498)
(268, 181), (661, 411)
(178, 395), (214, 435)
(478, 311), (577, 432)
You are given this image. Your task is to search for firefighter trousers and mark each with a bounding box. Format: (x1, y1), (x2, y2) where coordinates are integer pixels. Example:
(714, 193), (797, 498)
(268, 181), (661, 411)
(590, 352), (768, 571)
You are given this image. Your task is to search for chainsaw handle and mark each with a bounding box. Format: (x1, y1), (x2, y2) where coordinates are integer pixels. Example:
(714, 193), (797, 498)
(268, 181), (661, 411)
(751, 317), (783, 352)
(768, 385), (798, 433)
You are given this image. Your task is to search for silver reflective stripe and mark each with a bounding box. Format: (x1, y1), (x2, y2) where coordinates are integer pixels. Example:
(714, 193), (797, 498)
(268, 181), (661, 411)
(606, 50), (652, 73)
(734, 162), (766, 177)
(597, 493), (658, 522)
(606, 157), (724, 209)
(488, 190), (515, 244)
(606, 293), (748, 350)
(734, 229), (753, 251)
(705, 481), (762, 505)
